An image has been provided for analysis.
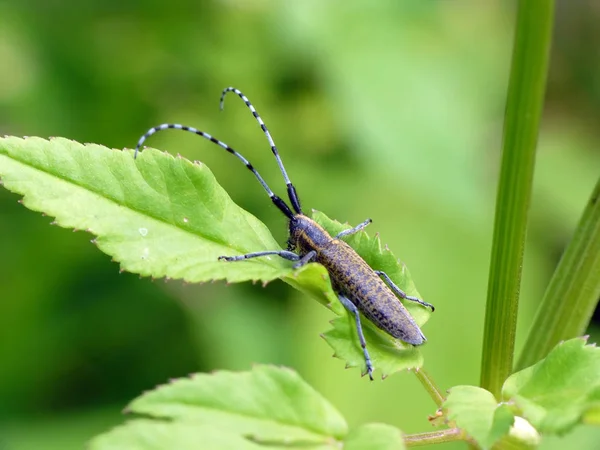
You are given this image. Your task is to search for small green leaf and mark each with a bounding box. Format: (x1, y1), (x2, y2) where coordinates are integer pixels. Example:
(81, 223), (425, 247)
(344, 423), (405, 450)
(0, 136), (431, 379)
(502, 337), (600, 434)
(443, 385), (514, 449)
(313, 212), (431, 378)
(89, 420), (265, 450)
(126, 365), (347, 444)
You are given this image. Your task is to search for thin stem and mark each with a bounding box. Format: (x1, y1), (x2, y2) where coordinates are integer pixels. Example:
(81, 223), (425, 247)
(413, 367), (445, 408)
(404, 428), (466, 447)
(480, 0), (555, 397)
(517, 176), (600, 370)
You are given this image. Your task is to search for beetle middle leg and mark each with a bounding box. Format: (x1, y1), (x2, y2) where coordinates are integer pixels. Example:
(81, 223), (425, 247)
(335, 218), (372, 239)
(337, 294), (374, 380)
(375, 270), (435, 311)
(291, 250), (316, 269)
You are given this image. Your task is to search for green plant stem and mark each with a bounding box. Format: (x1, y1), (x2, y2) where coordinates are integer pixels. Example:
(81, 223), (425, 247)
(404, 428), (466, 447)
(480, 0), (555, 397)
(413, 367), (444, 407)
(517, 177), (600, 370)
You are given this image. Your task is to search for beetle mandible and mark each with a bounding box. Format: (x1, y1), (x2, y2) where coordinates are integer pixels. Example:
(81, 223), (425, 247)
(134, 87), (434, 380)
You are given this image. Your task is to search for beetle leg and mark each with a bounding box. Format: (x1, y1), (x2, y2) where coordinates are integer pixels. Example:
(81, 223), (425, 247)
(375, 270), (435, 311)
(337, 294), (374, 380)
(291, 250), (316, 269)
(335, 218), (372, 239)
(219, 250), (299, 262)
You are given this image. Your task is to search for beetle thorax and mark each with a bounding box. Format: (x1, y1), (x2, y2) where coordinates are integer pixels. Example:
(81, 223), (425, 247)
(288, 215), (332, 254)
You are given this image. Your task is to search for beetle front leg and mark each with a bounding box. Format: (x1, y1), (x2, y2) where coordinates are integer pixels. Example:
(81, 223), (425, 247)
(219, 250), (300, 262)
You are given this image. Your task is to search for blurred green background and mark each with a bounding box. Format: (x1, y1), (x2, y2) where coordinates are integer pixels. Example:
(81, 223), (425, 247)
(1, 1), (599, 449)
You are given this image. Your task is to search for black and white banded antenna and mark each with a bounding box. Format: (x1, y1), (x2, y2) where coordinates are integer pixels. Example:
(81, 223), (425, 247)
(220, 87), (302, 215)
(134, 123), (295, 220)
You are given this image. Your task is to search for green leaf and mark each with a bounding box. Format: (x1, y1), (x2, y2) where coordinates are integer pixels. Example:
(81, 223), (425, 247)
(0, 136), (290, 282)
(0, 136), (431, 379)
(443, 385), (514, 449)
(344, 423), (405, 450)
(89, 420), (265, 450)
(126, 365), (347, 445)
(502, 337), (600, 434)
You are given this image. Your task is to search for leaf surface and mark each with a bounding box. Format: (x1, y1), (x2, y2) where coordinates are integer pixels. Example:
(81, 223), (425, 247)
(502, 337), (600, 434)
(126, 365), (347, 444)
(0, 136), (432, 378)
(443, 385), (513, 449)
(344, 423), (405, 450)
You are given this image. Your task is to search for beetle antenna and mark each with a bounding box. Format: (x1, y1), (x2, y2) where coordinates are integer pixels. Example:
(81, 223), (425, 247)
(220, 87), (302, 215)
(134, 124), (295, 219)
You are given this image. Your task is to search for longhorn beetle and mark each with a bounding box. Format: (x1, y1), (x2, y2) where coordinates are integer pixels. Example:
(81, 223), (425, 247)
(134, 87), (434, 380)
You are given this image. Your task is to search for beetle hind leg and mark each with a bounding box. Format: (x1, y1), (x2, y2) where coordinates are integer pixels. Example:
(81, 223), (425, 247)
(337, 294), (374, 380)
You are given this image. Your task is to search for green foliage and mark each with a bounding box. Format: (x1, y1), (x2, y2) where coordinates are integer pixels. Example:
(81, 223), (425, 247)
(90, 421), (267, 450)
(517, 178), (600, 370)
(2, 1), (600, 449)
(438, 337), (600, 448)
(89, 366), (404, 450)
(344, 424), (405, 450)
(444, 385), (514, 449)
(502, 337), (600, 435)
(0, 136), (289, 283)
(125, 365), (347, 443)
(0, 136), (430, 381)
(480, 0), (555, 398)
(90, 334), (600, 450)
